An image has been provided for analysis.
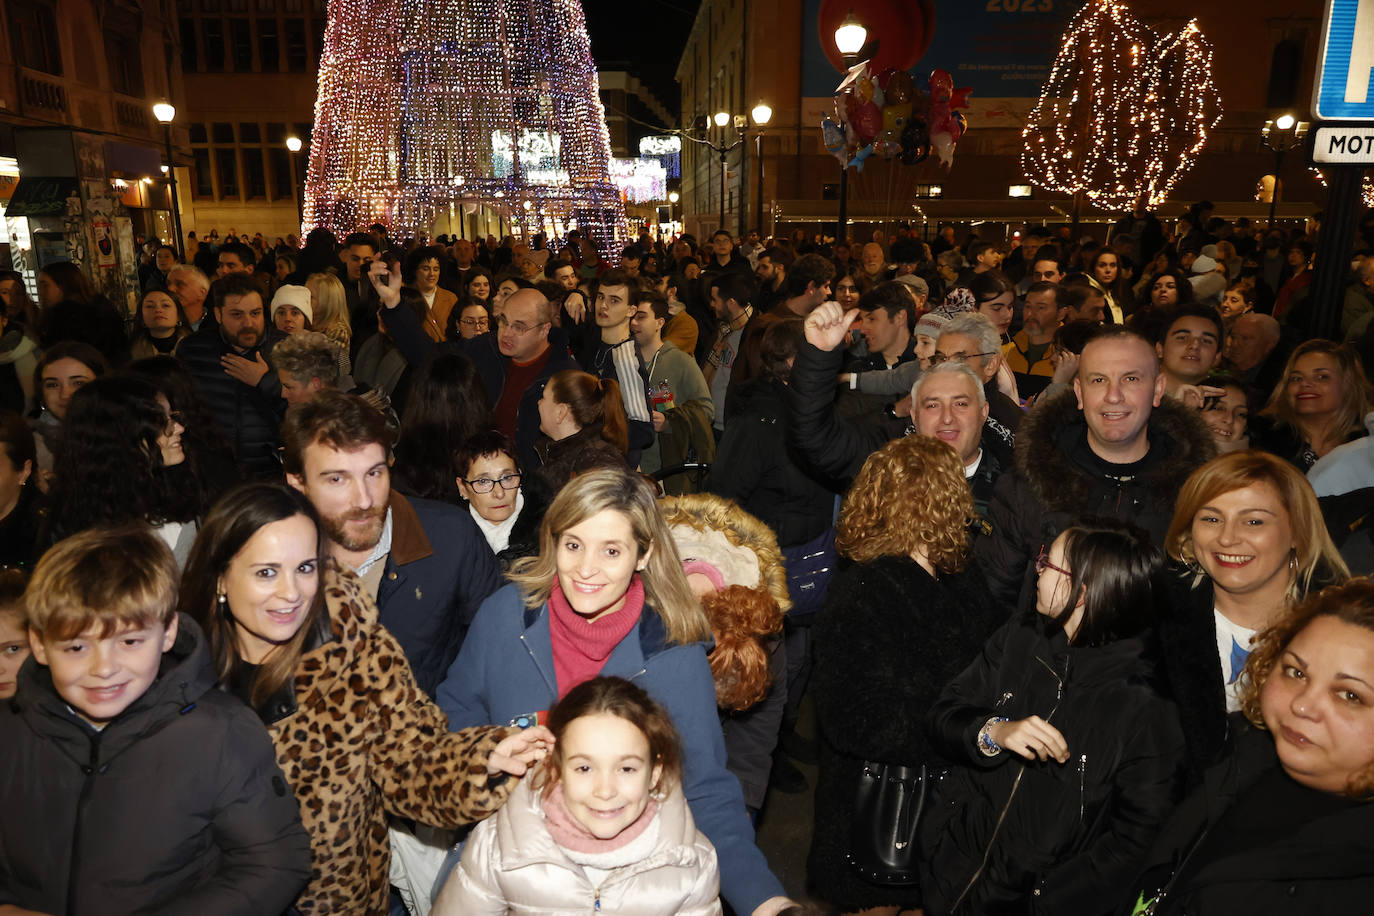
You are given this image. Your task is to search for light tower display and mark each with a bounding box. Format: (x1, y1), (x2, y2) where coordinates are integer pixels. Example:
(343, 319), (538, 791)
(302, 0), (628, 254)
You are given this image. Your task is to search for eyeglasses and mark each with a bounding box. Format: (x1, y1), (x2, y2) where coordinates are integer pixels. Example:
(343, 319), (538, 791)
(463, 472), (522, 494)
(930, 350), (999, 366)
(459, 317), (489, 328)
(1035, 545), (1071, 577)
(496, 315), (547, 335)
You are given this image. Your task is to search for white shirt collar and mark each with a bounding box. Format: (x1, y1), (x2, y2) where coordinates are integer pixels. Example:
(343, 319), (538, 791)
(353, 507), (394, 577)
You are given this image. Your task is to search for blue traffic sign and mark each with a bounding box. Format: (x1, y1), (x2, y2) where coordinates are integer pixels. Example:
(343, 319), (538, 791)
(1314, 0), (1374, 120)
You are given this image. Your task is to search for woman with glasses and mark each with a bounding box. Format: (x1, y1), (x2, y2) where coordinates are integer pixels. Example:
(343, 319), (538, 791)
(450, 302), (491, 339)
(920, 517), (1186, 916)
(455, 428), (550, 570)
(42, 375), (208, 568)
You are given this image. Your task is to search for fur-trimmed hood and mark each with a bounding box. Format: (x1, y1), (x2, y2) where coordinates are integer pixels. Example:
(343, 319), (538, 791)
(661, 493), (791, 614)
(1015, 389), (1217, 516)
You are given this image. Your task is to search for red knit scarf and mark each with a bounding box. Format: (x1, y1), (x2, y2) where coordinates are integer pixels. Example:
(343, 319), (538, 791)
(541, 781), (660, 854)
(548, 575), (645, 699)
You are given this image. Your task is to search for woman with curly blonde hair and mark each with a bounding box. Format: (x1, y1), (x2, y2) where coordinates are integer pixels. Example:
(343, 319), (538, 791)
(1127, 579), (1374, 915)
(808, 436), (1001, 914)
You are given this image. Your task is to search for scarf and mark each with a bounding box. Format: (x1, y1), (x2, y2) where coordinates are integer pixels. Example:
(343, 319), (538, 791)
(468, 489), (524, 554)
(548, 575), (644, 698)
(541, 781), (660, 856)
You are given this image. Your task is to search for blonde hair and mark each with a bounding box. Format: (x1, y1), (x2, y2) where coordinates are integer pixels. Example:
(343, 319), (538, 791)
(837, 436), (973, 573)
(508, 469), (709, 646)
(1166, 450), (1349, 601)
(1238, 579), (1374, 797)
(306, 272), (349, 337)
(1261, 340), (1373, 446)
(27, 526), (178, 641)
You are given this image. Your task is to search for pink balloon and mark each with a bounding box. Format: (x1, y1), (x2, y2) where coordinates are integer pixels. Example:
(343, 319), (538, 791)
(854, 100), (882, 143)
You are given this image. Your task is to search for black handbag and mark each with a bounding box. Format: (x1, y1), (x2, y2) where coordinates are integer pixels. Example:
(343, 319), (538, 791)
(847, 761), (929, 887)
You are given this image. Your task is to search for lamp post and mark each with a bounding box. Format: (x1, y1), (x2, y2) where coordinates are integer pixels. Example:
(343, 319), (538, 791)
(285, 135), (304, 231)
(834, 12), (868, 244)
(152, 100), (184, 259)
(751, 100), (772, 237)
(1259, 113), (1308, 230)
(686, 108), (770, 238)
(668, 190), (680, 229)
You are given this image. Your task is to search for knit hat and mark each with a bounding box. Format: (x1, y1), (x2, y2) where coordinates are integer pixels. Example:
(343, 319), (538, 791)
(936, 287), (976, 317)
(1191, 254), (1219, 275)
(892, 274), (929, 297)
(1200, 243), (1219, 260)
(914, 311), (949, 339)
(271, 285), (312, 324)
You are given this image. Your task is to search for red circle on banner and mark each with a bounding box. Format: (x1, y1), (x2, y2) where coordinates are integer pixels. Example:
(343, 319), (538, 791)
(818, 0), (935, 74)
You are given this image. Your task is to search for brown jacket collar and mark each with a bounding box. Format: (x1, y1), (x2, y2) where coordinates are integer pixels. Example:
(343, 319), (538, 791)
(388, 490), (434, 566)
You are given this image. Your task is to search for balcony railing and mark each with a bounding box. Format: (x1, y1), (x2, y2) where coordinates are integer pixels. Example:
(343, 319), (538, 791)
(21, 74), (68, 114)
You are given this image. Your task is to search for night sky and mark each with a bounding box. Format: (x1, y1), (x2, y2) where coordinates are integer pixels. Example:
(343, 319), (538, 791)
(582, 0), (700, 120)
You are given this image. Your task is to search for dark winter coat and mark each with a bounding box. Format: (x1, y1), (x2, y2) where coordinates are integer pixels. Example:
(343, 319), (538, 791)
(707, 375), (836, 549)
(378, 491), (502, 698)
(492, 472), (552, 572)
(807, 555), (1002, 910)
(177, 324), (287, 478)
(0, 615), (311, 915)
(534, 425), (630, 493)
(382, 300), (579, 473)
(920, 614), (1187, 916)
(1126, 719), (1374, 916)
(787, 340), (908, 482)
(974, 391), (1215, 607)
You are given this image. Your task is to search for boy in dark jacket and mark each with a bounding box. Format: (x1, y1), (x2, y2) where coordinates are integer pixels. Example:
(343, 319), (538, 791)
(0, 526), (311, 915)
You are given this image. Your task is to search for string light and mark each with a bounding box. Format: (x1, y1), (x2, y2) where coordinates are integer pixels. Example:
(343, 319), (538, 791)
(1309, 167), (1374, 208)
(302, 0), (630, 256)
(1020, 0), (1222, 211)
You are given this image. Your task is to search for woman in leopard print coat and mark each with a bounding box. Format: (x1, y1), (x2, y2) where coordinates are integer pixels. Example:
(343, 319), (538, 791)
(184, 483), (551, 914)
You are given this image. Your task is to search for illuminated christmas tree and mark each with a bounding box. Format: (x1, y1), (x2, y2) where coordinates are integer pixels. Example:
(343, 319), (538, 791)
(303, 0), (628, 253)
(1020, 0), (1221, 211)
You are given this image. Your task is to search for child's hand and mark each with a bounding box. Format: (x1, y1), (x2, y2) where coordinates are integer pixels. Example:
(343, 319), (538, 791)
(988, 715), (1069, 764)
(487, 725), (555, 776)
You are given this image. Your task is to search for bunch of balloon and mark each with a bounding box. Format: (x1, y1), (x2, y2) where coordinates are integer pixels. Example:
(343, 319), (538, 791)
(822, 65), (972, 172)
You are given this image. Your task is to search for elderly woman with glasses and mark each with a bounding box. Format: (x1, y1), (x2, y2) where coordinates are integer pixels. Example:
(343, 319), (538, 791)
(454, 428), (551, 571)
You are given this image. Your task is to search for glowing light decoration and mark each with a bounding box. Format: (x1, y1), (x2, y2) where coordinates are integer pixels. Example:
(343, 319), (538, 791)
(609, 157), (668, 204)
(1020, 0), (1222, 211)
(1310, 167), (1374, 208)
(639, 135), (682, 179)
(303, 0), (629, 257)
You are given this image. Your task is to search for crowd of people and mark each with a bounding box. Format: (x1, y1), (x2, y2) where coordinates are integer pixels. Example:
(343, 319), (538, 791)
(2, 199), (1374, 916)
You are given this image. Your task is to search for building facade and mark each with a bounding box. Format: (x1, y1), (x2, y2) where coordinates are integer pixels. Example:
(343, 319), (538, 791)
(676, 0), (1332, 242)
(0, 0), (182, 310)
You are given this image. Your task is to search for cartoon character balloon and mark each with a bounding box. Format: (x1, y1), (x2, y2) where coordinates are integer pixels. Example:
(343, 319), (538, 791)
(927, 68), (973, 168)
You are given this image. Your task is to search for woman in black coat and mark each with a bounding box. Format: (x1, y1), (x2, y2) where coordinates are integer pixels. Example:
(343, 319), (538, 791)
(808, 435), (1000, 913)
(1127, 579), (1374, 915)
(920, 518), (1187, 916)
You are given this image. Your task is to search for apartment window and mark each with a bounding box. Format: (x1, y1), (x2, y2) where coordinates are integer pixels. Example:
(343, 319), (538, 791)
(265, 121), (286, 143)
(283, 0), (301, 12)
(243, 149), (266, 198)
(180, 19), (199, 71)
(284, 18), (307, 71)
(258, 18), (280, 72)
(230, 18), (252, 70)
(211, 122), (234, 143)
(216, 148), (239, 197)
(227, 0), (248, 10)
(256, 0), (277, 10)
(239, 122), (261, 142)
(193, 149), (214, 196)
(8, 0), (63, 75)
(105, 30), (146, 96)
(309, 13), (325, 61)
(268, 147), (293, 199)
(201, 0), (220, 9)
(189, 122), (208, 143)
(203, 19), (225, 71)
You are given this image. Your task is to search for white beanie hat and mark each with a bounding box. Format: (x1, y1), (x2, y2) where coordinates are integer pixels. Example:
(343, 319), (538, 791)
(271, 285), (313, 324)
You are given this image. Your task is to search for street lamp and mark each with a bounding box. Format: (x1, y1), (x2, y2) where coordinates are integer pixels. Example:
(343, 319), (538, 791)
(1260, 113), (1308, 229)
(668, 190), (680, 227)
(750, 101), (772, 237)
(833, 14), (868, 244)
(285, 135), (304, 231)
(152, 100), (185, 259)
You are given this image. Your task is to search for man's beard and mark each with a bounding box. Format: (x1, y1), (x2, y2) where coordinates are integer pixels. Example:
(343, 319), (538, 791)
(321, 501), (389, 552)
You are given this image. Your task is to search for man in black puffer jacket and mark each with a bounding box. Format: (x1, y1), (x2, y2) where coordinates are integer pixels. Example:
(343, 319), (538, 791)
(974, 325), (1215, 607)
(177, 273), (286, 478)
